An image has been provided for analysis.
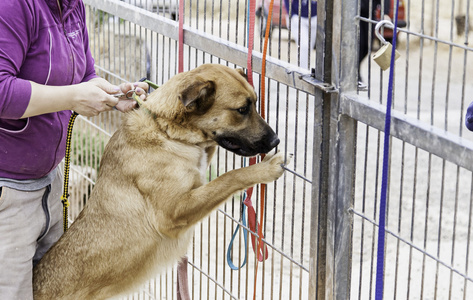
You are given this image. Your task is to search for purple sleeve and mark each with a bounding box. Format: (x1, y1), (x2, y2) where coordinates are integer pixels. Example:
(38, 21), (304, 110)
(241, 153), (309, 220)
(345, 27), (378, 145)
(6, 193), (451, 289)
(78, 1), (98, 82)
(0, 1), (34, 119)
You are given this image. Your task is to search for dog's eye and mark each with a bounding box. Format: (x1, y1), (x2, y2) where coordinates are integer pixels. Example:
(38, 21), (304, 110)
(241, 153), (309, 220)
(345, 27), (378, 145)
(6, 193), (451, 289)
(237, 105), (250, 115)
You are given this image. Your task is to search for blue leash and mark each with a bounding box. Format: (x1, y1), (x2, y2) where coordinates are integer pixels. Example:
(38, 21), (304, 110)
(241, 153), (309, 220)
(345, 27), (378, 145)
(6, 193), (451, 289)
(226, 195), (249, 270)
(226, 154), (249, 270)
(226, 0), (253, 271)
(375, 1), (400, 299)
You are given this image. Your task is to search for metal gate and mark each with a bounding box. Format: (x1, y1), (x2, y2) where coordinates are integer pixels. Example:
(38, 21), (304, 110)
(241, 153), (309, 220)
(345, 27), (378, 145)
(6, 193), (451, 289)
(68, 0), (473, 299)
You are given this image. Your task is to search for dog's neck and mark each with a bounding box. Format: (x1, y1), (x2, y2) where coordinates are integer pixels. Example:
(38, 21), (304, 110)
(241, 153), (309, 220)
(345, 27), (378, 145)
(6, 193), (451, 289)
(124, 106), (214, 149)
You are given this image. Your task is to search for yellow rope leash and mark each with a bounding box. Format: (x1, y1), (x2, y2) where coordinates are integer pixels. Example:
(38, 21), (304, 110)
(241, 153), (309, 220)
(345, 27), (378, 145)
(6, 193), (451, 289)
(61, 111), (78, 233)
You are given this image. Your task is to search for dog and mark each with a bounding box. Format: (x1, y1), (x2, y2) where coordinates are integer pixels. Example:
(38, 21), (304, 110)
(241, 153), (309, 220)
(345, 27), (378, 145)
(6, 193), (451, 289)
(33, 64), (289, 299)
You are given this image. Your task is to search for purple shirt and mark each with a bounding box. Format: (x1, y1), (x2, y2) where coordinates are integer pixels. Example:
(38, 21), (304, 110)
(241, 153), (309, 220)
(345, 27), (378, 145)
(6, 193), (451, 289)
(0, 0), (97, 180)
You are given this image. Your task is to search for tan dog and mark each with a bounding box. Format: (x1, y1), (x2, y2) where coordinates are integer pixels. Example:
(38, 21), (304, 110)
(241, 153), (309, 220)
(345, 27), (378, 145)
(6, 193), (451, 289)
(33, 64), (288, 299)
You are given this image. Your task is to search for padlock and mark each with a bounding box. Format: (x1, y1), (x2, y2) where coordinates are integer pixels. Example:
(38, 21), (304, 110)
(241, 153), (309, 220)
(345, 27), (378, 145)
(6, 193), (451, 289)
(372, 42), (401, 71)
(372, 20), (401, 71)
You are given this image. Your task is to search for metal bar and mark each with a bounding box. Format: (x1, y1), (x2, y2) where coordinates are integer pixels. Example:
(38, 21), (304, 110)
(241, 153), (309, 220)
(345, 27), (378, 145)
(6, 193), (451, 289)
(449, 166), (461, 299)
(340, 93), (473, 172)
(329, 1), (358, 299)
(309, 0), (335, 298)
(464, 176), (473, 300)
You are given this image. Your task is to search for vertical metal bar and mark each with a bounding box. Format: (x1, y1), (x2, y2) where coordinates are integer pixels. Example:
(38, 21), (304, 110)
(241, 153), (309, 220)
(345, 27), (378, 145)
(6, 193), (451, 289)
(459, 0), (470, 138)
(419, 153), (432, 299)
(191, 233), (195, 299)
(309, 0), (334, 297)
(463, 176), (473, 300)
(448, 167), (461, 299)
(199, 222), (203, 300)
(245, 224), (249, 300)
(310, 0), (357, 297)
(204, 218), (209, 299)
(287, 0), (293, 66)
(289, 89), (301, 300)
(300, 92), (311, 300)
(332, 0), (358, 299)
(393, 0), (412, 291)
(434, 160), (446, 298)
(296, 0), (302, 68)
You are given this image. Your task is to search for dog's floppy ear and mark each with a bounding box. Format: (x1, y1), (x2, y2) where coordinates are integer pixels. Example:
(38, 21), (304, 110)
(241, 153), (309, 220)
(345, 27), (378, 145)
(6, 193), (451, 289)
(178, 79), (216, 112)
(236, 68), (249, 82)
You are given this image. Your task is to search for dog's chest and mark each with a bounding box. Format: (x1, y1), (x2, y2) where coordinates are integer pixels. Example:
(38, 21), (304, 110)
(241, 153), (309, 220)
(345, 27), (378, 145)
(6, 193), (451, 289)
(197, 150), (208, 181)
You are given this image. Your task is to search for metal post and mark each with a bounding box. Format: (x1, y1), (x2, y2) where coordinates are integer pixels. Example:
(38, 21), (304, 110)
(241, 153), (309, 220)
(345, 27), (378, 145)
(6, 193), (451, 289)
(309, 0), (357, 298)
(309, 0), (334, 298)
(331, 0), (358, 298)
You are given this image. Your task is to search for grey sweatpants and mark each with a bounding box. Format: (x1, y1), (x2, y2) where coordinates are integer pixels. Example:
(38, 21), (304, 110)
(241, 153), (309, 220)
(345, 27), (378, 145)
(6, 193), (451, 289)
(0, 169), (63, 300)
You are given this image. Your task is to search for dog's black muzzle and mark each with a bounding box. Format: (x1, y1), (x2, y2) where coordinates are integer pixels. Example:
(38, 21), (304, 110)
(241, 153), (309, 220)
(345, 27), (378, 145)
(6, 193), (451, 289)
(216, 131), (280, 157)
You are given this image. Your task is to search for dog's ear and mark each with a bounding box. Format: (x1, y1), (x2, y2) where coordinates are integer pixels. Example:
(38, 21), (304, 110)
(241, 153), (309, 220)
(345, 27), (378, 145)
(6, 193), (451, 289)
(236, 68), (249, 82)
(179, 80), (216, 112)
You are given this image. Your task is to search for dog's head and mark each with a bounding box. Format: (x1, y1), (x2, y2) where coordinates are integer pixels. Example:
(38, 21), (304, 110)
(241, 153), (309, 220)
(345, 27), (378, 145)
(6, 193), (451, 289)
(169, 64), (280, 156)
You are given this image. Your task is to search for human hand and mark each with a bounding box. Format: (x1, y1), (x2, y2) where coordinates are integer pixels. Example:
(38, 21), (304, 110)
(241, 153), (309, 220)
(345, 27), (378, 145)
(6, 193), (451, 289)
(76, 78), (149, 115)
(114, 81), (149, 113)
(70, 79), (120, 117)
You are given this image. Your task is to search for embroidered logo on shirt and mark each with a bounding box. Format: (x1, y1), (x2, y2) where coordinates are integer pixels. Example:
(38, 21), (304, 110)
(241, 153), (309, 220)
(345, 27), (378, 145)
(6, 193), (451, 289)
(67, 29), (80, 39)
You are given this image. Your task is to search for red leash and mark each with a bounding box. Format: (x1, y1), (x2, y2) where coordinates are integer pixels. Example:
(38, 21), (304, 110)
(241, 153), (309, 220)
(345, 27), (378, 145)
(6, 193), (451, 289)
(245, 0), (274, 299)
(178, 0), (184, 73)
(244, 158), (269, 262)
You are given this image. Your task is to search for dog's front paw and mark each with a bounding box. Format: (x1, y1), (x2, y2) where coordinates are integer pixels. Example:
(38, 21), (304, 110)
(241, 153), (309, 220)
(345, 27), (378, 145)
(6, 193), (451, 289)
(258, 152), (292, 183)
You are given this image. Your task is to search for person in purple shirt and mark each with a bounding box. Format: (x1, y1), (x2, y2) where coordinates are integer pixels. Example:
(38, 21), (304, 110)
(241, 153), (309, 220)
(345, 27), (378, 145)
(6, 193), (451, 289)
(0, 1), (147, 298)
(283, 0), (317, 70)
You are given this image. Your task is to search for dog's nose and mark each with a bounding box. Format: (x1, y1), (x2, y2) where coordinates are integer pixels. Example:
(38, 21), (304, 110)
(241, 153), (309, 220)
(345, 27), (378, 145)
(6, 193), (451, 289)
(269, 135), (280, 148)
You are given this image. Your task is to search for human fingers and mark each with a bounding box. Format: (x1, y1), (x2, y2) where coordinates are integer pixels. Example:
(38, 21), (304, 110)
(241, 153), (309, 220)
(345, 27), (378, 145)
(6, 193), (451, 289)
(103, 93), (120, 108)
(118, 82), (134, 97)
(89, 77), (121, 95)
(73, 82), (119, 116)
(134, 87), (147, 98)
(112, 85), (148, 113)
(115, 99), (138, 113)
(133, 81), (149, 93)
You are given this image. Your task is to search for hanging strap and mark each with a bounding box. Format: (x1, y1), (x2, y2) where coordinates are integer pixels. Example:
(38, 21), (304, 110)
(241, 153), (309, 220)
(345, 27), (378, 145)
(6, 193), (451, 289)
(246, 0), (256, 86)
(244, 157), (269, 262)
(226, 200), (249, 270)
(375, 1), (400, 299)
(251, 1), (274, 299)
(178, 0), (184, 73)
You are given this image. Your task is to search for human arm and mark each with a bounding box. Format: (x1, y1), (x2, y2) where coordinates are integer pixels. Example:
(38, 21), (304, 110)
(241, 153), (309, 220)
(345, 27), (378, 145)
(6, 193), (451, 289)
(23, 78), (118, 118)
(22, 78), (148, 118)
(0, 1), (148, 119)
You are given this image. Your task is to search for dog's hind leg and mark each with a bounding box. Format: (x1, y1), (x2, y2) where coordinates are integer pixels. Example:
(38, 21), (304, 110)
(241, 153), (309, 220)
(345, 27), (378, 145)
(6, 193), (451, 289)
(176, 256), (190, 300)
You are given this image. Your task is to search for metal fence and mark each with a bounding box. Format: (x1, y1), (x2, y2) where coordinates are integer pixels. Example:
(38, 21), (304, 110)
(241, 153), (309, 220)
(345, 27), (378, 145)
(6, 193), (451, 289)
(68, 0), (473, 299)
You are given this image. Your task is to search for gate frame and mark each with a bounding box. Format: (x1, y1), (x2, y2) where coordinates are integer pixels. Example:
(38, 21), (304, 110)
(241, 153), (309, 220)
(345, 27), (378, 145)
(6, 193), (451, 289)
(81, 0), (473, 299)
